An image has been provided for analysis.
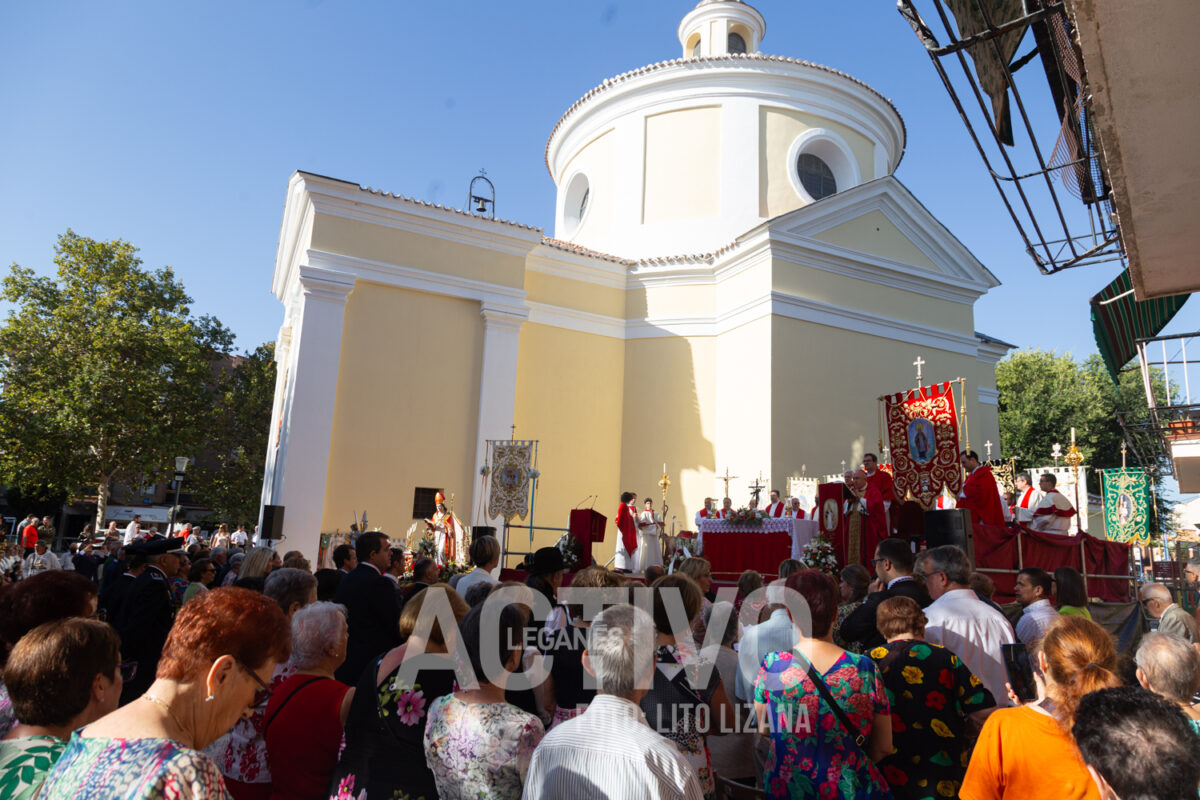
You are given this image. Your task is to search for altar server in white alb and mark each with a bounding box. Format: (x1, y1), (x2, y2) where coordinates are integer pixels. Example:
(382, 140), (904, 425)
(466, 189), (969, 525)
(1029, 473), (1076, 534)
(637, 497), (664, 571)
(1012, 471), (1044, 523)
(764, 490), (785, 518)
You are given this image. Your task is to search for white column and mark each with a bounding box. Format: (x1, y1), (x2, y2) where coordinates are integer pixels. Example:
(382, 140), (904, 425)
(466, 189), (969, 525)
(258, 323), (293, 521)
(267, 266), (354, 558)
(471, 303), (528, 540)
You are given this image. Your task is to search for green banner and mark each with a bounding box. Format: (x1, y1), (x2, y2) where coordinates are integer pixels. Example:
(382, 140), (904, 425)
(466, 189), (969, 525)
(1101, 468), (1150, 543)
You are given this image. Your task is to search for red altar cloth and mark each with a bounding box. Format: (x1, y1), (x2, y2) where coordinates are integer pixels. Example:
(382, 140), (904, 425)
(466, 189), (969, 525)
(971, 522), (1133, 603)
(702, 528), (794, 578)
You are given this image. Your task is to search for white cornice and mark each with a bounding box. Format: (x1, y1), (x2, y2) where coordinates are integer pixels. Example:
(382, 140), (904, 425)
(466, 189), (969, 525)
(975, 339), (1013, 367)
(526, 246), (629, 290)
(526, 301), (626, 339)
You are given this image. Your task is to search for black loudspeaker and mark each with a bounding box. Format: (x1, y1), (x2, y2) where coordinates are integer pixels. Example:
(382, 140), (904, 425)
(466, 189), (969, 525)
(923, 509), (974, 561)
(471, 526), (496, 543)
(260, 505), (285, 541)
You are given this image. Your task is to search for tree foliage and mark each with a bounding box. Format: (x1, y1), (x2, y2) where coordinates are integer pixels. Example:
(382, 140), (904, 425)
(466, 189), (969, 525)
(996, 348), (1170, 536)
(189, 342), (276, 526)
(0, 230), (233, 525)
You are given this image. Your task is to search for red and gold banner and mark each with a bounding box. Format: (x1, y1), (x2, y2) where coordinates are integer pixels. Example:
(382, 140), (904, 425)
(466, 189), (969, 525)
(885, 382), (961, 509)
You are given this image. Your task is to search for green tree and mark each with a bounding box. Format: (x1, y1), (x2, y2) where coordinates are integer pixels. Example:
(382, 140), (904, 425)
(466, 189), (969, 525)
(189, 342), (276, 526)
(0, 230), (233, 527)
(996, 348), (1170, 536)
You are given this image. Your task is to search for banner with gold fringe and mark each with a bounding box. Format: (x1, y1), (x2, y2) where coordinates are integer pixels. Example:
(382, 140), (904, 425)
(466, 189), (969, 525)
(885, 382), (962, 510)
(487, 441), (534, 522)
(1101, 468), (1150, 543)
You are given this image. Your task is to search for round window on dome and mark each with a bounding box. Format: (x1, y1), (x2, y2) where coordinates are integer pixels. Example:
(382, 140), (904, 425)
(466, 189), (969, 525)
(797, 153), (837, 200)
(728, 32), (746, 54)
(563, 172), (591, 236)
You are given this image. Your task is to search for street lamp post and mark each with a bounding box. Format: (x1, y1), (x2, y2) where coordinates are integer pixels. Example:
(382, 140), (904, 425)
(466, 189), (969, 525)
(168, 456), (188, 536)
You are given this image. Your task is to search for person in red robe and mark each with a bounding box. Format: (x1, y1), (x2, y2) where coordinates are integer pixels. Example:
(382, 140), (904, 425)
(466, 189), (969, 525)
(851, 471), (888, 566)
(719, 497), (733, 518)
(764, 490), (785, 518)
(862, 453), (896, 531)
(614, 491), (638, 571)
(957, 450), (1006, 527)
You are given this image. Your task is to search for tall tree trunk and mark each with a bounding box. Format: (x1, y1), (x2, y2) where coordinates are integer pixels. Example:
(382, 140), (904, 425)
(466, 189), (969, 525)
(95, 477), (111, 532)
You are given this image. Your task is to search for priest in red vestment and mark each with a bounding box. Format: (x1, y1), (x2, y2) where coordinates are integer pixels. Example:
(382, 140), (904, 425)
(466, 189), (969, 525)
(614, 491), (638, 571)
(764, 490), (785, 518)
(862, 453), (895, 531)
(957, 451), (1006, 527)
(719, 497), (733, 518)
(851, 471), (888, 564)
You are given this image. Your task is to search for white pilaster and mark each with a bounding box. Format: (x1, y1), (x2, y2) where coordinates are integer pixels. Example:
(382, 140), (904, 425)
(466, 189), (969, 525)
(266, 266), (354, 557)
(472, 303), (529, 536)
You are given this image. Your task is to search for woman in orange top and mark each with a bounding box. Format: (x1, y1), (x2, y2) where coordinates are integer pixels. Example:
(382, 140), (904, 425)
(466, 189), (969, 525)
(960, 615), (1120, 800)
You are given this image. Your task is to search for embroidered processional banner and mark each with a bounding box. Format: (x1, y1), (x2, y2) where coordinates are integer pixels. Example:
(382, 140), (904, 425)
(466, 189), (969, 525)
(885, 382), (961, 510)
(1101, 468), (1150, 543)
(487, 441), (534, 522)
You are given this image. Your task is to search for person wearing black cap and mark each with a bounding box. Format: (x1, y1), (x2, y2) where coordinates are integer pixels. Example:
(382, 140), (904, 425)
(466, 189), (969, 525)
(525, 547), (567, 632)
(113, 536), (186, 703)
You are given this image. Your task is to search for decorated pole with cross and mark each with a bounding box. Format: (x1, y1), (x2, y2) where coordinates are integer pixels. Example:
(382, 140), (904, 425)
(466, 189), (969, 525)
(984, 440), (993, 460)
(718, 467), (739, 499)
(913, 356), (925, 389)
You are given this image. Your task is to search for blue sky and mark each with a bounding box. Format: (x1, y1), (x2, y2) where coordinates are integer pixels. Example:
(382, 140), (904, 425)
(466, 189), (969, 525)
(1, 0), (1191, 365)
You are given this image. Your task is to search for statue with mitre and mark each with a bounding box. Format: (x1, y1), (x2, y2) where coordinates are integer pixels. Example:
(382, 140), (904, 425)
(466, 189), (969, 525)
(425, 492), (467, 567)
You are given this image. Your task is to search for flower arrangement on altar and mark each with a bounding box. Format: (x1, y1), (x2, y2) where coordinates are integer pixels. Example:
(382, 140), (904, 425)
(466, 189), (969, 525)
(800, 532), (839, 576)
(555, 532), (581, 570)
(436, 563), (471, 583)
(725, 507), (766, 527)
(414, 533), (437, 560)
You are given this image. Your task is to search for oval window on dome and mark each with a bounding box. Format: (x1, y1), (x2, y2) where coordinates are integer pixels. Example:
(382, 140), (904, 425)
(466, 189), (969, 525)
(728, 32), (747, 54)
(797, 153), (837, 200)
(563, 172), (591, 236)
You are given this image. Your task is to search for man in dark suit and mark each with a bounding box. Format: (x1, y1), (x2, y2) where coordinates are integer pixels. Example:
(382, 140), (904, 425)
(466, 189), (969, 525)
(114, 537), (185, 704)
(840, 537), (930, 650)
(334, 531), (401, 684)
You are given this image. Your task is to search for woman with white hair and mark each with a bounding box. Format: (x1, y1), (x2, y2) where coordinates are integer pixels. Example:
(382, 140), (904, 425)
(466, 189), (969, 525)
(1134, 631), (1200, 732)
(264, 602), (353, 799)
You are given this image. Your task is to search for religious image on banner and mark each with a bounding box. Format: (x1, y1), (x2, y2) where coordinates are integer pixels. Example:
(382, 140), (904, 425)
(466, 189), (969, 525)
(487, 441), (534, 522)
(885, 382), (962, 509)
(1101, 468), (1150, 543)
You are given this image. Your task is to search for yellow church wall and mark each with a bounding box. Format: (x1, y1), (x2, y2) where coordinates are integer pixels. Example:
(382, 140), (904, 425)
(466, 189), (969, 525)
(524, 270), (626, 318)
(759, 106), (876, 219)
(511, 322), (626, 559)
(643, 107), (722, 224)
(769, 316), (993, 490)
(771, 255), (975, 334)
(311, 215), (526, 291)
(322, 284), (483, 537)
(618, 335), (718, 550)
(627, 282), (717, 321)
(559, 129), (614, 242)
(811, 210), (941, 272)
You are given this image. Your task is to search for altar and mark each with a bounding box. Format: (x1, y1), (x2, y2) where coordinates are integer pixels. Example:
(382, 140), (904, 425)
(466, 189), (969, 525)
(698, 518), (817, 579)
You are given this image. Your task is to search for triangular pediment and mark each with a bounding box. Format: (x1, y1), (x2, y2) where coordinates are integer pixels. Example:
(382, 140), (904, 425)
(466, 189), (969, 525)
(765, 176), (1000, 299)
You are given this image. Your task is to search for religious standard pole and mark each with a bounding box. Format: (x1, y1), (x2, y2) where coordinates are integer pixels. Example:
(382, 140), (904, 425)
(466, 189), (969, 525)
(1065, 427), (1083, 536)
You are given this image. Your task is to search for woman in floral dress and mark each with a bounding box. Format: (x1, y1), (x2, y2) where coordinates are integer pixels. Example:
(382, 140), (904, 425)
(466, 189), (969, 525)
(754, 570), (893, 800)
(328, 584), (469, 800)
(423, 600), (544, 800)
(868, 596), (995, 800)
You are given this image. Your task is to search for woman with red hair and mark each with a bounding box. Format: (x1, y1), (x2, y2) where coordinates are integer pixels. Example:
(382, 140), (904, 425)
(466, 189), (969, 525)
(39, 588), (290, 800)
(753, 569), (893, 798)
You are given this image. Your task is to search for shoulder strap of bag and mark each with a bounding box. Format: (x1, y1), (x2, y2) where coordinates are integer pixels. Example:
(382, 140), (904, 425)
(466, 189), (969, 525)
(803, 660), (868, 749)
(264, 676), (324, 735)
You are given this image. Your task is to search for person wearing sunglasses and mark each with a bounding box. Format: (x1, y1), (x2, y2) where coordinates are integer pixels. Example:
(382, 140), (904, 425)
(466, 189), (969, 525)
(39, 588), (290, 800)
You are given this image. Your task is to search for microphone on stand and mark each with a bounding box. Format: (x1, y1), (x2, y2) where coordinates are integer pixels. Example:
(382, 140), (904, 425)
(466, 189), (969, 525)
(575, 495), (592, 509)
(589, 495), (598, 509)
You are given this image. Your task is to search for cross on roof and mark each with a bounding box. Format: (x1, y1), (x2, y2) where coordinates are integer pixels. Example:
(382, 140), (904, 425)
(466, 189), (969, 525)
(913, 356), (925, 387)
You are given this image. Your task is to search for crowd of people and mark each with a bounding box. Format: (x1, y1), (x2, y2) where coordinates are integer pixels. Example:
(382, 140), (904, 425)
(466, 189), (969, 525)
(0, 519), (1198, 800)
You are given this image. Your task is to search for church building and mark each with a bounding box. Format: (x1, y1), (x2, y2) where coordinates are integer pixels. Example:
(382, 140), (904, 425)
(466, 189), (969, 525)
(262, 0), (1009, 562)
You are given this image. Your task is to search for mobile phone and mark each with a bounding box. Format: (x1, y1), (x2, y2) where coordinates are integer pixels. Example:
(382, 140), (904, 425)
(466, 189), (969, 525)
(1002, 643), (1037, 702)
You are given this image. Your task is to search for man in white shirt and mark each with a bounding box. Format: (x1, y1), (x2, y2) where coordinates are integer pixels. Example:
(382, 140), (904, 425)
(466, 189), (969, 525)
(230, 524), (249, 547)
(122, 515), (143, 545)
(916, 544), (1016, 706)
(1012, 472), (1043, 523)
(524, 604), (703, 800)
(23, 542), (61, 576)
(455, 535), (501, 597)
(1014, 567), (1059, 647)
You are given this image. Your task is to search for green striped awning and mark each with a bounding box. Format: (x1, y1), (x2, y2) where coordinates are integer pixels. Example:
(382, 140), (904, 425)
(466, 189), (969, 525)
(1091, 269), (1190, 381)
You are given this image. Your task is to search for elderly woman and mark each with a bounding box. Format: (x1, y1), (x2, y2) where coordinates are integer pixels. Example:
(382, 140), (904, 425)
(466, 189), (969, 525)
(868, 596), (995, 799)
(263, 603), (353, 800)
(40, 588), (290, 799)
(222, 552), (246, 586)
(961, 615), (1121, 799)
(642, 573), (737, 799)
(185, 559), (217, 604)
(834, 563), (871, 653)
(0, 571), (99, 737)
(236, 547), (279, 591)
(214, 568), (317, 799)
(331, 584), (469, 800)
(754, 569), (893, 799)
(424, 599), (545, 799)
(0, 619), (123, 799)
(1134, 631), (1200, 732)
(677, 556), (715, 641)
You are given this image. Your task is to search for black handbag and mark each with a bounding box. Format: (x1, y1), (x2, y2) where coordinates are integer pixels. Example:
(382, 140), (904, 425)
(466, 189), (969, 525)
(803, 660), (868, 750)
